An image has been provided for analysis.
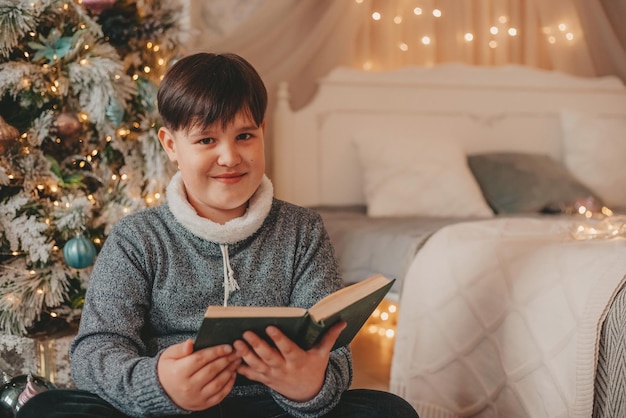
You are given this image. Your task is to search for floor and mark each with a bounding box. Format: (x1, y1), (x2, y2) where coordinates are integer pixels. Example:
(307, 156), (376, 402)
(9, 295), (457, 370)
(349, 299), (397, 391)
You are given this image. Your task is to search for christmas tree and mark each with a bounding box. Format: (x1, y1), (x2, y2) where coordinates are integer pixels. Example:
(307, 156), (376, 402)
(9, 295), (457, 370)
(0, 0), (183, 336)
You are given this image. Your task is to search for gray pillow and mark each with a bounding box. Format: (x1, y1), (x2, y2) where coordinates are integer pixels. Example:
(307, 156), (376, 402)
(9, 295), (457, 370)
(467, 152), (602, 214)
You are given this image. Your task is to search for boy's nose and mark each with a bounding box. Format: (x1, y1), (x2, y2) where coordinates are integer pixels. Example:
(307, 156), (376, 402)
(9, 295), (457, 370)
(217, 143), (242, 167)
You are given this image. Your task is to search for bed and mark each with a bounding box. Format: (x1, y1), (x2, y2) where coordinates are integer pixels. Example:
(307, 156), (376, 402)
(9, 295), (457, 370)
(272, 64), (626, 417)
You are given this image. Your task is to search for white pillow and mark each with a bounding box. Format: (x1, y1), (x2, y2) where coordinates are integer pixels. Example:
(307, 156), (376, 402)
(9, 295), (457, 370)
(560, 110), (626, 208)
(353, 136), (494, 218)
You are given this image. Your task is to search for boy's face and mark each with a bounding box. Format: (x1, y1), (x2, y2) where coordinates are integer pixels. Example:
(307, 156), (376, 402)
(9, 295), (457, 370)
(158, 110), (266, 224)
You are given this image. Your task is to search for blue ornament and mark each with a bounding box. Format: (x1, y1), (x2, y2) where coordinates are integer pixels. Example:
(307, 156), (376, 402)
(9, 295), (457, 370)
(106, 98), (125, 126)
(63, 235), (97, 269)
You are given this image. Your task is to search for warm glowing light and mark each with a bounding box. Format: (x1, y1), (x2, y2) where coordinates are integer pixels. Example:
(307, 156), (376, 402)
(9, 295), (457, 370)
(490, 26), (498, 35)
(464, 33), (474, 42)
(50, 185), (58, 192)
(413, 7), (422, 15)
(381, 312), (389, 320)
(558, 23), (567, 31)
(489, 40), (498, 48)
(80, 58), (87, 65)
(24, 51), (30, 58)
(498, 16), (508, 24)
(421, 36), (431, 45)
(121, 174), (128, 180)
(508, 28), (518, 36)
(399, 42), (408, 51)
(432, 9), (441, 17)
(394, 16), (402, 24)
(388, 304), (397, 313)
(566, 32), (574, 41)
(372, 12), (381, 21)
(143, 66), (151, 73)
(147, 41), (153, 49)
(548, 36), (556, 44)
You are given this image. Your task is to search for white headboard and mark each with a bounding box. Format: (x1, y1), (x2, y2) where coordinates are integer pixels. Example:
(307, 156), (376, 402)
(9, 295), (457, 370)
(272, 64), (626, 207)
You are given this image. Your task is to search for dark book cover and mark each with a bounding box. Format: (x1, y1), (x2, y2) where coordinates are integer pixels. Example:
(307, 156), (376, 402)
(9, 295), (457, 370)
(193, 275), (394, 352)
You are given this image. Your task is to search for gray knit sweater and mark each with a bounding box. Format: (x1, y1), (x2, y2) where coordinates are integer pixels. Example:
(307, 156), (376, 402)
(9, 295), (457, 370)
(69, 173), (351, 417)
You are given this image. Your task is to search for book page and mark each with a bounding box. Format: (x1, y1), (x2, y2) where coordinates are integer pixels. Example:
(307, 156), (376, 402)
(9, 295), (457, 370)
(205, 305), (307, 318)
(308, 274), (391, 321)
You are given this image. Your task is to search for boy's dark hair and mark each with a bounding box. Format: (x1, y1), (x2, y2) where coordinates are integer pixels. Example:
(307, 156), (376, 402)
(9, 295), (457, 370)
(157, 52), (267, 132)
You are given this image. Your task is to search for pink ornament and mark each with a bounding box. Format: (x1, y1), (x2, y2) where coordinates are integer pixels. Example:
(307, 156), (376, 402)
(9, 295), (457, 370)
(54, 112), (81, 139)
(81, 0), (116, 14)
(17, 374), (47, 408)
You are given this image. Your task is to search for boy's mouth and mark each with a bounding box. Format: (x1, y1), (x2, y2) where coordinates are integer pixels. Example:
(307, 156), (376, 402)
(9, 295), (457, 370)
(213, 172), (246, 183)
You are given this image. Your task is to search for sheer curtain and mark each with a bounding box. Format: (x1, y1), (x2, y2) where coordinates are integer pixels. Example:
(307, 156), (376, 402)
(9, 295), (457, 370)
(184, 0), (626, 173)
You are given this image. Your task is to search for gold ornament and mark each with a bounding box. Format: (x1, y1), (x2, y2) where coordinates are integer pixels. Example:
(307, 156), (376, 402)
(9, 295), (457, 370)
(54, 112), (82, 139)
(0, 115), (19, 154)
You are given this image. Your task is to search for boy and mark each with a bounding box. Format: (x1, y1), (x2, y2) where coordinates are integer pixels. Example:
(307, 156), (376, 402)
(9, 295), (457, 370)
(18, 53), (418, 417)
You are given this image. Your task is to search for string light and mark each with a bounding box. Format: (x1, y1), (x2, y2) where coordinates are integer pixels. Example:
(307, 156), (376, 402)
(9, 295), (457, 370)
(358, 2), (577, 69)
(362, 299), (398, 340)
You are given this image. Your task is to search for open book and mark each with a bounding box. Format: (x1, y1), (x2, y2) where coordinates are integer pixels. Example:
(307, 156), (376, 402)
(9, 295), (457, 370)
(193, 274), (394, 351)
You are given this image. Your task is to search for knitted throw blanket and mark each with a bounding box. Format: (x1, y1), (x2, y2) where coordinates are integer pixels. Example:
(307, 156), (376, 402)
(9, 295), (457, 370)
(390, 217), (626, 418)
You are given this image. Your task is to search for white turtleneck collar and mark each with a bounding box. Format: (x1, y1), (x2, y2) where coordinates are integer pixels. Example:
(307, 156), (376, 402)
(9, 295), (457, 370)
(165, 171), (274, 245)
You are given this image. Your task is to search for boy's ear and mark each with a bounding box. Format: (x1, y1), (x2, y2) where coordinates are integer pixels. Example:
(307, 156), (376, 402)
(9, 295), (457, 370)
(158, 127), (178, 163)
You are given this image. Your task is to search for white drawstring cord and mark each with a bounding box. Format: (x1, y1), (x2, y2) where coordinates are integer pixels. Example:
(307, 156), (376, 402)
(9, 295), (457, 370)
(220, 244), (240, 306)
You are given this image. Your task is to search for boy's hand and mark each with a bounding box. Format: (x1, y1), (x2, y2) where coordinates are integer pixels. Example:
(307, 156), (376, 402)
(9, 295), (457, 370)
(157, 339), (241, 411)
(233, 321), (347, 402)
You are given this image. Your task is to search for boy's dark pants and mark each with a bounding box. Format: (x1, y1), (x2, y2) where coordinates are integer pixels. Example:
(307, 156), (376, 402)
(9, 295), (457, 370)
(15, 388), (419, 417)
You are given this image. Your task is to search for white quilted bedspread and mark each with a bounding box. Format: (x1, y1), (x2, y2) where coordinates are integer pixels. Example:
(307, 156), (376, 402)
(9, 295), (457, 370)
(390, 217), (626, 418)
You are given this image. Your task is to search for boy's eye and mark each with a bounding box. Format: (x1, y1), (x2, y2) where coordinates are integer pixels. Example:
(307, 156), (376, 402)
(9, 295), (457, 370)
(199, 137), (215, 144)
(237, 133), (252, 141)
